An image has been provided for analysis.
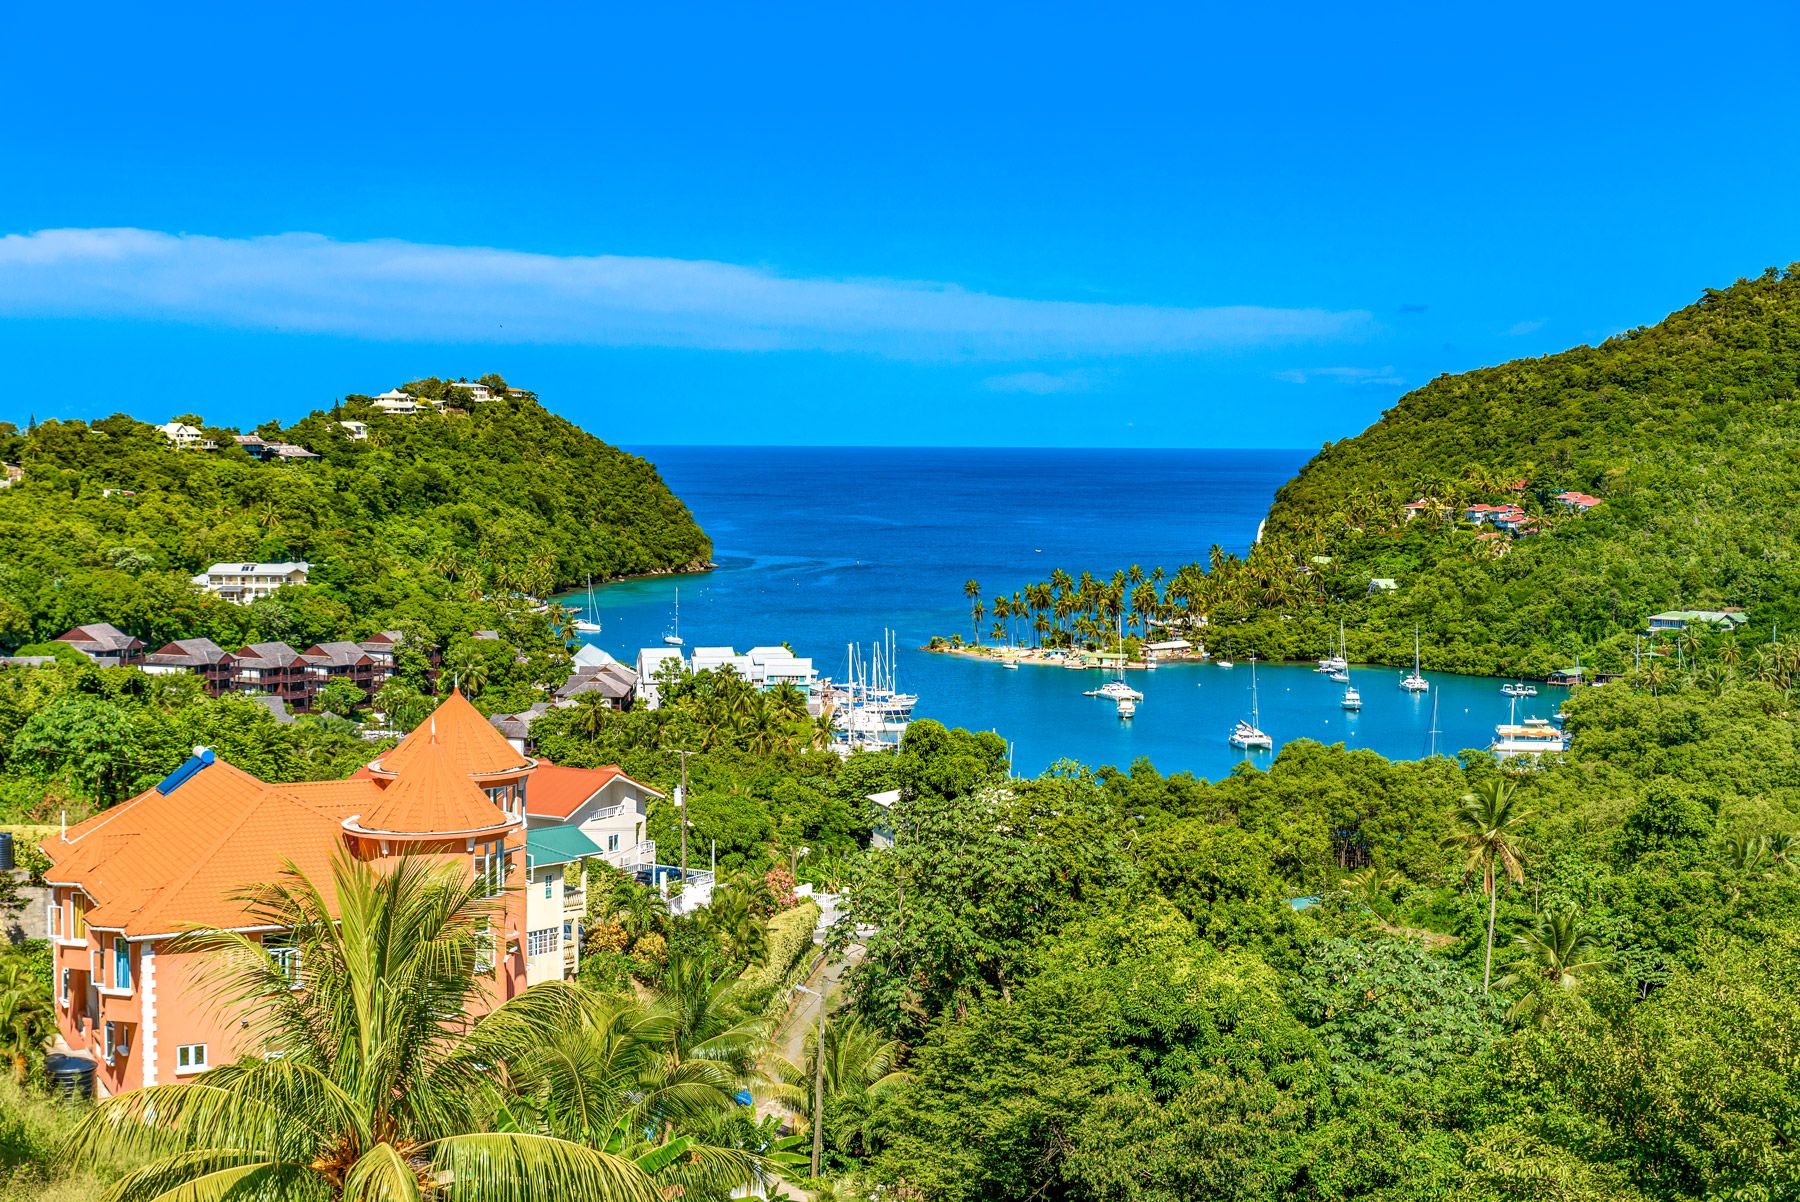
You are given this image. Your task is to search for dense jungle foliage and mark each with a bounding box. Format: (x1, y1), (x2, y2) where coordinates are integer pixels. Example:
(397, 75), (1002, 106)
(5, 641), (1800, 1199)
(0, 379), (711, 651)
(965, 268), (1800, 678)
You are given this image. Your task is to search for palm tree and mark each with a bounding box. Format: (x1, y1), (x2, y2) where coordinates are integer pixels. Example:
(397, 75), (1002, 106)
(1444, 777), (1532, 992)
(501, 996), (762, 1197)
(570, 691), (612, 741)
(1494, 909), (1608, 1023)
(963, 580), (982, 645)
(71, 852), (655, 1202)
(651, 954), (774, 1090)
(771, 1012), (910, 1161)
(0, 955), (53, 1082)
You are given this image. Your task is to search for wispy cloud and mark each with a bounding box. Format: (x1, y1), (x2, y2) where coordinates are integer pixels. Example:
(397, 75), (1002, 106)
(1507, 318), (1546, 336)
(1276, 365), (1404, 387)
(0, 228), (1372, 360)
(983, 369), (1099, 394)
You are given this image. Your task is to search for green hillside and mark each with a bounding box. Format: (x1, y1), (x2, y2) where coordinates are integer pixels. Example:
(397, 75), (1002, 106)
(982, 267), (1800, 679)
(1241, 265), (1800, 674)
(0, 383), (711, 651)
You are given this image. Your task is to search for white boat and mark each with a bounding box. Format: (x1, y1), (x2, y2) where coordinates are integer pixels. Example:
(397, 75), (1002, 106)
(1318, 620), (1349, 674)
(1328, 669), (1350, 684)
(1116, 696), (1136, 718)
(1228, 657), (1274, 749)
(1085, 616), (1143, 704)
(1216, 658), (1235, 669)
(1490, 717), (1568, 756)
(1502, 681), (1539, 698)
(1003, 659), (1020, 670)
(662, 588), (684, 647)
(572, 574), (602, 633)
(1400, 625), (1428, 692)
(1341, 684), (1361, 710)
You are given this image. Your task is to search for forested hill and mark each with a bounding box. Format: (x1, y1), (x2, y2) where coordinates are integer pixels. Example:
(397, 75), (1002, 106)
(1230, 266), (1800, 675)
(0, 386), (711, 650)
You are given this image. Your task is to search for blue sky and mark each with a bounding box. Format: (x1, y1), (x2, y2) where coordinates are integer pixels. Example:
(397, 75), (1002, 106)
(3, 2), (1798, 448)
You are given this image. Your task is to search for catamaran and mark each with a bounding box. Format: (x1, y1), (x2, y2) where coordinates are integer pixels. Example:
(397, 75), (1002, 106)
(662, 588), (684, 647)
(1399, 626), (1428, 692)
(572, 574), (603, 634)
(1084, 616), (1144, 702)
(1229, 656), (1274, 749)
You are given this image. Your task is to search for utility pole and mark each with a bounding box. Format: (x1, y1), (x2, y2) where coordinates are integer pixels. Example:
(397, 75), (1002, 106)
(666, 747), (697, 904)
(794, 970), (830, 1178)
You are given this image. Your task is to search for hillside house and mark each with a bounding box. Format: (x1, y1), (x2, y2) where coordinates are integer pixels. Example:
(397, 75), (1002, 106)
(230, 642), (316, 708)
(1555, 491), (1601, 511)
(1646, 609), (1748, 635)
(55, 623), (144, 667)
(142, 638), (235, 694)
(338, 420), (368, 440)
(299, 641), (391, 694)
(635, 648), (687, 708)
(523, 763), (661, 877)
(370, 389), (422, 414)
(191, 561), (311, 603)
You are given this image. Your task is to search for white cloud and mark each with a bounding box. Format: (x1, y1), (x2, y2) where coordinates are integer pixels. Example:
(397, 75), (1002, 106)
(1507, 319), (1547, 336)
(1276, 365), (1404, 387)
(0, 228), (1372, 360)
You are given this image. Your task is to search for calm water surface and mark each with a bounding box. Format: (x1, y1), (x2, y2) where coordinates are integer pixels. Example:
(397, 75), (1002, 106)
(573, 447), (1557, 777)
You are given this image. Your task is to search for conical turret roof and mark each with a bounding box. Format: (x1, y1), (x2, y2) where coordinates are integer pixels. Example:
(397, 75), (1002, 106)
(369, 689), (532, 779)
(352, 719), (515, 837)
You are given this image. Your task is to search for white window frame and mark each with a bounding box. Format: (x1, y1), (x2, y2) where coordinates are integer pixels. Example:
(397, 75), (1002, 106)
(473, 840), (506, 898)
(175, 1043), (209, 1074)
(58, 968), (69, 1006)
(526, 927), (559, 957)
(112, 937), (131, 991)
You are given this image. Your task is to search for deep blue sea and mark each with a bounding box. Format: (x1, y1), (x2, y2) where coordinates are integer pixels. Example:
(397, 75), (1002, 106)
(571, 447), (1550, 777)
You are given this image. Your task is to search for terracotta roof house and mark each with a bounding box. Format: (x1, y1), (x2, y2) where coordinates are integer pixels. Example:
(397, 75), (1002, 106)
(523, 761), (662, 875)
(1555, 491), (1602, 510)
(56, 623), (144, 667)
(42, 691), (541, 1099)
(142, 638), (235, 694)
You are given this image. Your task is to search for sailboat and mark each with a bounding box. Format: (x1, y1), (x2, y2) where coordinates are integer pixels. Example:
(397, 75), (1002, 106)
(662, 588), (685, 647)
(1084, 615), (1143, 702)
(1318, 619), (1348, 674)
(1228, 655), (1274, 749)
(1399, 625), (1428, 692)
(572, 574), (602, 634)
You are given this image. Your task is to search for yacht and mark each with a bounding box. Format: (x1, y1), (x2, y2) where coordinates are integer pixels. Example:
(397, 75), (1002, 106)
(1116, 696), (1137, 719)
(572, 574), (602, 634)
(1490, 717), (1568, 756)
(662, 588), (684, 647)
(1341, 683), (1362, 711)
(1084, 617), (1143, 703)
(1501, 681), (1538, 697)
(1228, 656), (1274, 749)
(1328, 668), (1350, 684)
(1399, 626), (1429, 692)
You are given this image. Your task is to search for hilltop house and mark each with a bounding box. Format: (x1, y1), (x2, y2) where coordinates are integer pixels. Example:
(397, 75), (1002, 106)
(191, 561), (311, 603)
(157, 422), (215, 451)
(55, 623), (144, 667)
(370, 389), (423, 415)
(39, 692), (637, 1096)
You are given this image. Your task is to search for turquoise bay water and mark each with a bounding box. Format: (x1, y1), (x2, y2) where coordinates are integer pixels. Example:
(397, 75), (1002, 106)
(574, 447), (1559, 777)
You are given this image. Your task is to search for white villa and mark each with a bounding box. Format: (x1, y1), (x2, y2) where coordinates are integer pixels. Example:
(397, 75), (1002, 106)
(338, 420), (369, 440)
(634, 647), (688, 708)
(158, 421), (215, 450)
(191, 561), (312, 603)
(369, 389), (424, 415)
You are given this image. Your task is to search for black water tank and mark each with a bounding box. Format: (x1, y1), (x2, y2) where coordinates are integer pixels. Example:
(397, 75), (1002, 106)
(45, 1052), (95, 1101)
(0, 831), (12, 871)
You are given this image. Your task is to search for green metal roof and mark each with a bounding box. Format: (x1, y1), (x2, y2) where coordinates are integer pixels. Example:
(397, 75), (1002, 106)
(526, 823), (603, 867)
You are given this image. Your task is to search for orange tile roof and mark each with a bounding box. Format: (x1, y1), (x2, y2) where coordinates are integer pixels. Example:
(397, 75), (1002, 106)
(371, 691), (532, 779)
(523, 763), (667, 820)
(44, 759), (381, 936)
(353, 733), (515, 837)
